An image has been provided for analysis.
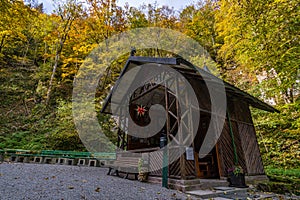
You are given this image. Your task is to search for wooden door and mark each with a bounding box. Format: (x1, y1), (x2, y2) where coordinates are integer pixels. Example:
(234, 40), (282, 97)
(194, 114), (220, 178)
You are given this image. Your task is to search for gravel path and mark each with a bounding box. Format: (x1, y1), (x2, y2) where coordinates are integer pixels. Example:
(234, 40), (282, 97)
(0, 163), (192, 200)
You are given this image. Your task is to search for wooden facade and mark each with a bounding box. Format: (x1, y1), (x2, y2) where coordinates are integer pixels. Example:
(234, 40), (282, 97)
(102, 56), (278, 180)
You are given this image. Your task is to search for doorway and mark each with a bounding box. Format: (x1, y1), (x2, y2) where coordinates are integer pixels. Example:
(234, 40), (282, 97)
(195, 148), (219, 178)
(194, 113), (220, 178)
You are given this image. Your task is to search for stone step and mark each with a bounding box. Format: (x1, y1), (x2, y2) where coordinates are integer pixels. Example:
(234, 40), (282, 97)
(187, 187), (248, 199)
(197, 180), (229, 190)
(148, 177), (229, 192)
(250, 193), (278, 200)
(188, 187), (280, 200)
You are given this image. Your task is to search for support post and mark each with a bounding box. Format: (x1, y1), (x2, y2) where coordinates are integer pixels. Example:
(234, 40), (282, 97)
(162, 85), (170, 188)
(162, 146), (168, 188)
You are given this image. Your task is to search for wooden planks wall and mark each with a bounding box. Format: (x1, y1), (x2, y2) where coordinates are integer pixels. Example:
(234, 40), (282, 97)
(238, 123), (265, 175)
(217, 120), (240, 177)
(217, 100), (265, 177)
(148, 147), (195, 178)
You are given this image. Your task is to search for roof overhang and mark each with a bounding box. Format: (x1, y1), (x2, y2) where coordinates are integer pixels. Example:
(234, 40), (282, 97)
(101, 56), (279, 114)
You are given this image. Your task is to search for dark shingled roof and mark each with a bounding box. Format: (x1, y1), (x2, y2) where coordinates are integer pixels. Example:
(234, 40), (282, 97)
(101, 56), (279, 114)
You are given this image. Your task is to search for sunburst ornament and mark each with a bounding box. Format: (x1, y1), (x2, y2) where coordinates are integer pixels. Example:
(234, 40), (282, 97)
(136, 105), (147, 117)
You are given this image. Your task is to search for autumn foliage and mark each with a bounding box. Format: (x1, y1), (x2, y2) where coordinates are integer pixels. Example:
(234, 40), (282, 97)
(0, 0), (299, 172)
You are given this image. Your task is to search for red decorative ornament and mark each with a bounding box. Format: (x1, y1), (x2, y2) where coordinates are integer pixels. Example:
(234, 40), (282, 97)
(136, 105), (147, 117)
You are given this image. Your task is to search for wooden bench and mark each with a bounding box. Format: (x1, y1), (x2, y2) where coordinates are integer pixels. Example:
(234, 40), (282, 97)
(106, 156), (141, 179)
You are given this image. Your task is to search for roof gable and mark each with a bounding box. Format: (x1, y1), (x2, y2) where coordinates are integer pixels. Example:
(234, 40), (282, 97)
(101, 56), (279, 114)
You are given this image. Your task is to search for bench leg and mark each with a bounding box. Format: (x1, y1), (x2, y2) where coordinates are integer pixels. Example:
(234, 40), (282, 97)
(115, 170), (119, 177)
(107, 167), (112, 175)
(124, 173), (129, 179)
(134, 174), (138, 180)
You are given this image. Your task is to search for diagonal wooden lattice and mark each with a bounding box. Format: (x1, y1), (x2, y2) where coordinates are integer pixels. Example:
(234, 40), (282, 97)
(238, 123), (265, 175)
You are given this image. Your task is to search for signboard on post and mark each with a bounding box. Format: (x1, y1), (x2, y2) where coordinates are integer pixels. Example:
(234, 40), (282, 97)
(186, 147), (194, 161)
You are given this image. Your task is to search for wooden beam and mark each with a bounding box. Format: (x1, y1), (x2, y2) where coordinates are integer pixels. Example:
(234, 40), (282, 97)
(130, 83), (161, 102)
(174, 76), (186, 179)
(165, 85), (171, 178)
(215, 143), (223, 178)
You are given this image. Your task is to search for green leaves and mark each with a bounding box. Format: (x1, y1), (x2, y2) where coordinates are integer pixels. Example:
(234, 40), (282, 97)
(216, 0), (299, 102)
(253, 103), (300, 169)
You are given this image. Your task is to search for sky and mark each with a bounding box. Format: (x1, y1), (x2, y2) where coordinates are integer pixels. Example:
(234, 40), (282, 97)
(39, 0), (196, 13)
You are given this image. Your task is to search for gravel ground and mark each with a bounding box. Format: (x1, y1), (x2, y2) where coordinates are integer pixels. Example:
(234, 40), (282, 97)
(0, 162), (192, 200)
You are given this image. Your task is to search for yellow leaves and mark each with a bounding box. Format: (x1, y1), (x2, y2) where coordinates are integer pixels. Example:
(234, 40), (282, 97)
(0, 30), (12, 36)
(72, 44), (96, 55)
(64, 57), (79, 64)
(61, 57), (83, 80)
(0, 29), (26, 42)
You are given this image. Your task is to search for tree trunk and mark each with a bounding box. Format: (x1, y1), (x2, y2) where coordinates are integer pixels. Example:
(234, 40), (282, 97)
(0, 35), (6, 54)
(289, 88), (294, 103)
(45, 40), (62, 105)
(44, 18), (74, 105)
(44, 2), (76, 105)
(22, 39), (31, 67)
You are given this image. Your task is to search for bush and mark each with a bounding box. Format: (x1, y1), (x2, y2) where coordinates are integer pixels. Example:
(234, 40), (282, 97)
(253, 102), (300, 169)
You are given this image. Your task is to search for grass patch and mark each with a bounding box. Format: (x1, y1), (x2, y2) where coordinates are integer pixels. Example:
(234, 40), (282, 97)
(258, 167), (300, 195)
(265, 168), (300, 178)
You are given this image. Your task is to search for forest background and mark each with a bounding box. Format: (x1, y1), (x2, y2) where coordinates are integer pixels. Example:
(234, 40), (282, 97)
(0, 0), (299, 193)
